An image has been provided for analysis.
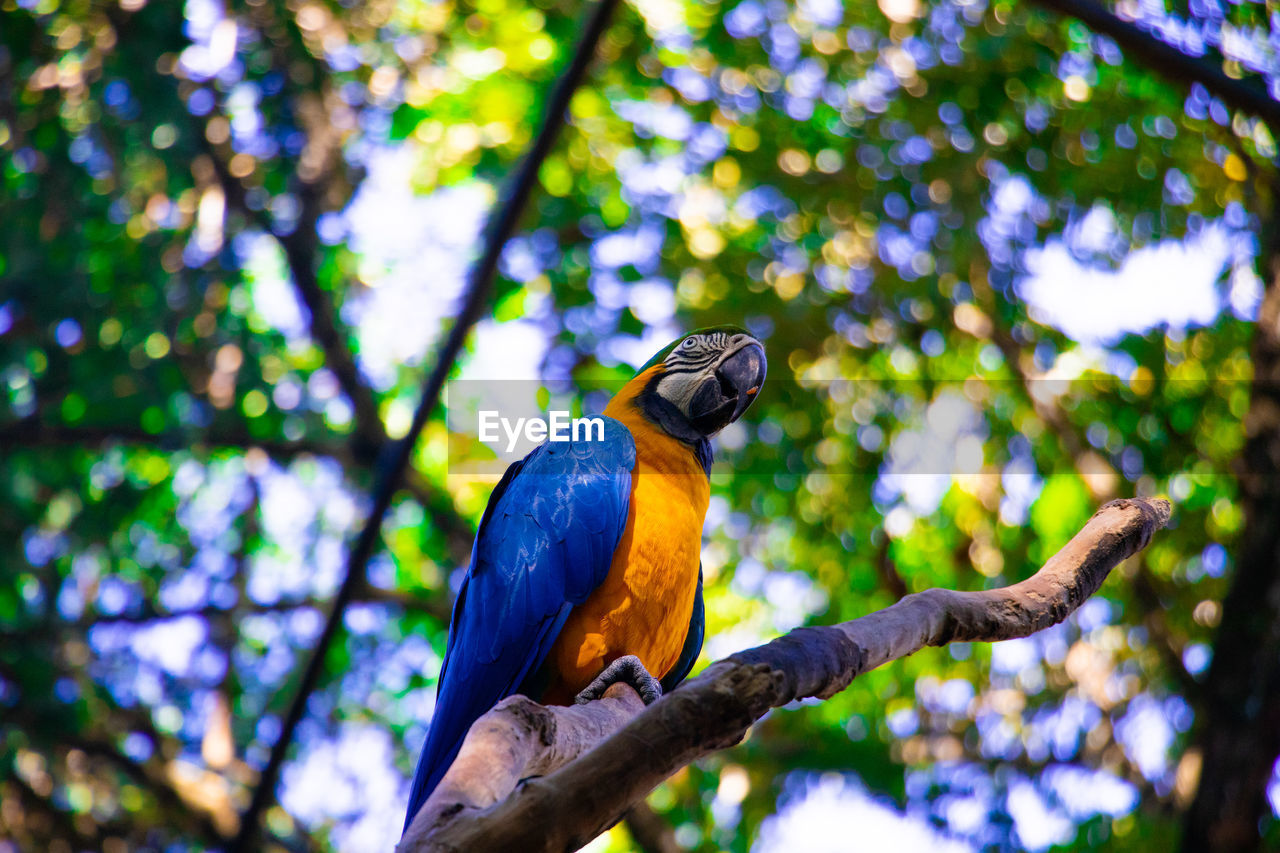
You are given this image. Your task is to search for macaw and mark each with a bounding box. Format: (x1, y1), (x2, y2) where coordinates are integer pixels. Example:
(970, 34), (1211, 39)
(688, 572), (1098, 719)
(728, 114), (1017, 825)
(402, 326), (767, 833)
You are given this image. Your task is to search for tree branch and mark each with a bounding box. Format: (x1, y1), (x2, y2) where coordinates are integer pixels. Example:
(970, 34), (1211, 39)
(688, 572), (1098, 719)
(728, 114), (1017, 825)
(0, 583), (449, 633)
(405, 470), (479, 562)
(0, 414), (476, 563)
(0, 416), (348, 460)
(1029, 0), (1280, 132)
(201, 135), (386, 459)
(1182, 215), (1280, 852)
(1131, 558), (1203, 700)
(400, 497), (1171, 852)
(227, 0), (622, 846)
(188, 0), (385, 459)
(971, 277), (1201, 696)
(6, 775), (106, 849)
(6, 696), (231, 847)
(622, 802), (682, 853)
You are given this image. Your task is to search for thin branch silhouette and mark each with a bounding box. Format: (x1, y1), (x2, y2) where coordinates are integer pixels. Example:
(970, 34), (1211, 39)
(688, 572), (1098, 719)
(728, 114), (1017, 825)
(1031, 0), (1280, 131)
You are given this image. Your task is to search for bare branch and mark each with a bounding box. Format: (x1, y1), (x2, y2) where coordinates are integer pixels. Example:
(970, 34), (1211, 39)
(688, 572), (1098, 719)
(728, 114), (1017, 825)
(970, 278), (1200, 695)
(6, 584), (450, 632)
(0, 414), (476, 564)
(875, 531), (908, 600)
(1131, 559), (1203, 700)
(6, 774), (107, 848)
(201, 137), (385, 459)
(401, 497), (1170, 852)
(1029, 0), (1280, 132)
(408, 684), (646, 842)
(622, 802), (682, 853)
(0, 417), (347, 461)
(405, 470), (479, 562)
(194, 4), (375, 454)
(6, 702), (229, 847)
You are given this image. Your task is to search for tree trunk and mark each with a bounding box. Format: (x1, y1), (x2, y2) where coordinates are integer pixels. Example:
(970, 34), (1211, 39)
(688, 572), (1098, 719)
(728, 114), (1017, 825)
(1182, 212), (1280, 851)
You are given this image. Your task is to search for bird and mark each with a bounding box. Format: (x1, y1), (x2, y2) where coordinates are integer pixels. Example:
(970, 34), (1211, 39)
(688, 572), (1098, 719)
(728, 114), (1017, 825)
(402, 326), (767, 833)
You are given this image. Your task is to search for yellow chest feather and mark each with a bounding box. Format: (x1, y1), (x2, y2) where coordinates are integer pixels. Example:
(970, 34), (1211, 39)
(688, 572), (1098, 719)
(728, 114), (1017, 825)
(547, 385), (709, 700)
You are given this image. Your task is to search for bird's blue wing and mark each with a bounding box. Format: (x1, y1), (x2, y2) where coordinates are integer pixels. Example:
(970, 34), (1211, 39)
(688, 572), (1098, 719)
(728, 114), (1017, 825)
(402, 417), (635, 832)
(660, 564), (704, 692)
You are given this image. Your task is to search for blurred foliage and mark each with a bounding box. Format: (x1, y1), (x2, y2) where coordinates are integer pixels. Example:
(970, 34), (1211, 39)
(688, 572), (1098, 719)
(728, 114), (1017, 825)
(1, 0), (1278, 850)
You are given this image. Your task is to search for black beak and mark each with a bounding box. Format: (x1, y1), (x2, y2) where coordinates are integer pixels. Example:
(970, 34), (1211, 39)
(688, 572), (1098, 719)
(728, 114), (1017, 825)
(688, 342), (767, 435)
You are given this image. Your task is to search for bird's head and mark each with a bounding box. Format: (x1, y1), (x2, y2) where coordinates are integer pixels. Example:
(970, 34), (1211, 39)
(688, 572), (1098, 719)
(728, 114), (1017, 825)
(624, 326), (768, 444)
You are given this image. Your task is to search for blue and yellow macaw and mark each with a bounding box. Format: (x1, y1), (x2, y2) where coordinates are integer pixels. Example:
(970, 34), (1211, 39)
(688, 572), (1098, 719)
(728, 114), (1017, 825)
(403, 326), (766, 831)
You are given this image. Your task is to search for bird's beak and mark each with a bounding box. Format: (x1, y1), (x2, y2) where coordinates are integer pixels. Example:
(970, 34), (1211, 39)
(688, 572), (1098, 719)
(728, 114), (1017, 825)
(688, 339), (767, 436)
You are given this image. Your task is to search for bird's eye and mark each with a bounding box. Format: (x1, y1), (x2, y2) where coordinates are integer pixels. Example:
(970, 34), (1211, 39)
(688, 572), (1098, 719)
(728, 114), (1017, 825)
(681, 338), (696, 349)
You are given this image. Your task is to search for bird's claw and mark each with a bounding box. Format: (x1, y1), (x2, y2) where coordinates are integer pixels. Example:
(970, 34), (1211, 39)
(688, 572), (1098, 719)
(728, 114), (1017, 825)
(574, 655), (663, 706)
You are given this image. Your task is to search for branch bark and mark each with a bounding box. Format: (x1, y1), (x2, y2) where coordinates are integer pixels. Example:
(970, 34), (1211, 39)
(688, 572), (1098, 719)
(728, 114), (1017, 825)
(1029, 0), (1280, 132)
(401, 497), (1171, 853)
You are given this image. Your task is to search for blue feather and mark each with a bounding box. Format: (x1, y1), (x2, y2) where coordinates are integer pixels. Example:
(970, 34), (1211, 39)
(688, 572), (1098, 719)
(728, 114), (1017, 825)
(402, 417), (635, 832)
(661, 564), (704, 692)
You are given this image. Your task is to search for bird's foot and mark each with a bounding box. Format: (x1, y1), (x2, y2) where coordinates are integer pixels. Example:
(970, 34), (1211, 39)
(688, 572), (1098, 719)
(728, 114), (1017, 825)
(574, 655), (662, 706)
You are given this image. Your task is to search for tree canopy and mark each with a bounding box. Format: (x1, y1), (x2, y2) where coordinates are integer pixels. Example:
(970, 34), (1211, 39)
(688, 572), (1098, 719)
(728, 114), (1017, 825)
(1, 0), (1278, 851)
